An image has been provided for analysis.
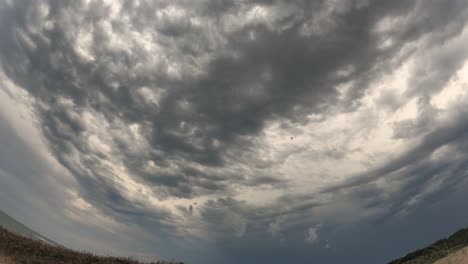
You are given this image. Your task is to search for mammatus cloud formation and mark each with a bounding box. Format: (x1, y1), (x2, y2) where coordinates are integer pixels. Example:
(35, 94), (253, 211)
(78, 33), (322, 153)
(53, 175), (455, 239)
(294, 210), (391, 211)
(1, 0), (468, 263)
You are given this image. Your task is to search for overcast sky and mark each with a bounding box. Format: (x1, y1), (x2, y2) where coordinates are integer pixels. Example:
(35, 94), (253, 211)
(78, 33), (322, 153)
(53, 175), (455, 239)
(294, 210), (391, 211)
(1, 0), (468, 263)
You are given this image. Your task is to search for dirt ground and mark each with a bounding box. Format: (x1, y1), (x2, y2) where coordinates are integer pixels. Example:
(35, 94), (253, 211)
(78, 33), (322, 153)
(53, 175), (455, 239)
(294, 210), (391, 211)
(434, 247), (468, 264)
(0, 255), (14, 264)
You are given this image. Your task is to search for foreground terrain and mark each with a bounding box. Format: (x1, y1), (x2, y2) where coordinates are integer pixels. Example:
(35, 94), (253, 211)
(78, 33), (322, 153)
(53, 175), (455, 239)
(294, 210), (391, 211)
(434, 247), (468, 264)
(389, 228), (468, 264)
(0, 227), (179, 264)
(0, 210), (59, 247)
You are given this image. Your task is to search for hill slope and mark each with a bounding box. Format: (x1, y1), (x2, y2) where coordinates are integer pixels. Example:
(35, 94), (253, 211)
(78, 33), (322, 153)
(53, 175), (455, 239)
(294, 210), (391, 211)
(0, 210), (182, 264)
(0, 209), (60, 247)
(389, 228), (468, 264)
(0, 227), (178, 264)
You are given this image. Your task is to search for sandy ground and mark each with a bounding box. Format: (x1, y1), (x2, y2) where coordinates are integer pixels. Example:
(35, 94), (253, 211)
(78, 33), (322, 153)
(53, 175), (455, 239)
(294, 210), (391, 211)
(0, 255), (14, 264)
(434, 247), (468, 264)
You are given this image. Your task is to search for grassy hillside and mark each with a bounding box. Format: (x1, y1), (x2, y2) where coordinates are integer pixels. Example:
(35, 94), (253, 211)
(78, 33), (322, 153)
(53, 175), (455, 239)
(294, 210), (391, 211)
(0, 210), (60, 247)
(388, 227), (468, 264)
(0, 227), (181, 264)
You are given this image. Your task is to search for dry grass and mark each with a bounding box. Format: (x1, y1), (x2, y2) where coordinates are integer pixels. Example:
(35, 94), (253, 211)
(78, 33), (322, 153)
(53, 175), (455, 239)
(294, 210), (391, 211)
(389, 228), (468, 264)
(0, 226), (182, 264)
(394, 243), (467, 264)
(0, 254), (15, 264)
(433, 246), (468, 264)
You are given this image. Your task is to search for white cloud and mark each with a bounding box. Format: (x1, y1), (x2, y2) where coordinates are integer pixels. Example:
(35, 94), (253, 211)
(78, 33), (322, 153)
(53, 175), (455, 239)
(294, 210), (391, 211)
(268, 216), (286, 237)
(306, 224), (322, 244)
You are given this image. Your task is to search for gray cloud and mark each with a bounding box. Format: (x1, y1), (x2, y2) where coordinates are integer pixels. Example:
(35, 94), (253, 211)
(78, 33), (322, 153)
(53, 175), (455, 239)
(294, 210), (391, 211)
(0, 0), (452, 200)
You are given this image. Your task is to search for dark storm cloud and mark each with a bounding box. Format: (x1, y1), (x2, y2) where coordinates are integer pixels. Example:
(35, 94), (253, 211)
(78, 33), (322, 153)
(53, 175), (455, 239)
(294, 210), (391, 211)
(0, 0), (439, 198)
(1, 0), (467, 197)
(2, 0), (468, 263)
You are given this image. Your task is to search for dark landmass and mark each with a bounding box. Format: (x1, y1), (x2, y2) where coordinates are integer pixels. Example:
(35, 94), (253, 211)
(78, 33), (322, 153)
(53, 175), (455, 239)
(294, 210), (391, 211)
(0, 227), (181, 264)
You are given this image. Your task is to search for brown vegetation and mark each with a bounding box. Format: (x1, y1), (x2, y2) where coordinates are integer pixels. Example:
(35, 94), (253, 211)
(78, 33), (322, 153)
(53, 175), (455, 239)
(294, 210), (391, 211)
(0, 226), (182, 264)
(0, 254), (15, 264)
(433, 246), (468, 264)
(389, 228), (468, 264)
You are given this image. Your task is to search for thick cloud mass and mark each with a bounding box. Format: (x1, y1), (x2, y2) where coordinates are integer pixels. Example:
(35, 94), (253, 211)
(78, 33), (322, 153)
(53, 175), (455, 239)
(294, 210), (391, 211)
(1, 0), (468, 263)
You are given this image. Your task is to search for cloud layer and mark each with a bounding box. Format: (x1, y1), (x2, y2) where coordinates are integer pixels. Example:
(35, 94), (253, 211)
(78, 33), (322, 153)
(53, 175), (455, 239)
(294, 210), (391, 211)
(1, 0), (468, 263)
